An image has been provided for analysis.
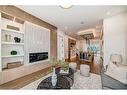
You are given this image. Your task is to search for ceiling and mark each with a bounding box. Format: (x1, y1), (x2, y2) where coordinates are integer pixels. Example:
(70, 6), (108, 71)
(17, 5), (127, 38)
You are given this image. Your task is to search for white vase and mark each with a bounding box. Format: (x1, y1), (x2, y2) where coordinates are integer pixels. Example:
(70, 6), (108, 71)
(51, 68), (57, 86)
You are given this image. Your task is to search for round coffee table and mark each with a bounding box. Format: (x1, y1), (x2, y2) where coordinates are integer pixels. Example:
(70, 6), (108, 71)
(56, 67), (74, 86)
(37, 68), (74, 89)
(37, 76), (70, 89)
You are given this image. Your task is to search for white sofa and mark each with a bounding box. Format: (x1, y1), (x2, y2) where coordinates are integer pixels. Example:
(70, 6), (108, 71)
(105, 62), (127, 84)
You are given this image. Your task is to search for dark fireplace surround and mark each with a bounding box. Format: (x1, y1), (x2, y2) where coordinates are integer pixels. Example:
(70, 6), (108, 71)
(29, 52), (48, 63)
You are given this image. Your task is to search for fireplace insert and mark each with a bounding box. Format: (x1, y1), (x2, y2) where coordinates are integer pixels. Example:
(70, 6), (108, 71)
(29, 52), (48, 63)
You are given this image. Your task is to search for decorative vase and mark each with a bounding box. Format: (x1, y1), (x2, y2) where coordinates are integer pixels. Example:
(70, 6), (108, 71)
(14, 37), (21, 43)
(10, 50), (17, 55)
(5, 34), (11, 42)
(51, 68), (57, 87)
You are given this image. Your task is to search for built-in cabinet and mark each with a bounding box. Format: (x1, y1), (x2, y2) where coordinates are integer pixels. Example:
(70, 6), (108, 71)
(0, 12), (25, 71)
(0, 10), (52, 85)
(24, 21), (50, 64)
(0, 12), (50, 72)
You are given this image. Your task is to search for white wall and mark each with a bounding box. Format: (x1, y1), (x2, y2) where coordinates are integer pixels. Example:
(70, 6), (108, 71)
(125, 12), (127, 63)
(0, 12), (1, 71)
(24, 21), (50, 64)
(57, 29), (65, 60)
(103, 13), (127, 66)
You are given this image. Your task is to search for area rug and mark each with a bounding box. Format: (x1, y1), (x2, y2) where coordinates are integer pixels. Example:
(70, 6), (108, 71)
(21, 70), (102, 90)
(71, 70), (102, 89)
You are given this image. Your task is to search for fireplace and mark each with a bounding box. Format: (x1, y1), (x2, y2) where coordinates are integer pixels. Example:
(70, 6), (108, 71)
(29, 52), (48, 63)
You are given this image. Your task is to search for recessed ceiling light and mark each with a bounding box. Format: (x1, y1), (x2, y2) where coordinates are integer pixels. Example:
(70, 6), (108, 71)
(60, 5), (73, 9)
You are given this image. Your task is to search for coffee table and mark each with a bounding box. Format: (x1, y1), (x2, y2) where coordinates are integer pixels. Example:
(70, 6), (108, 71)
(37, 68), (74, 89)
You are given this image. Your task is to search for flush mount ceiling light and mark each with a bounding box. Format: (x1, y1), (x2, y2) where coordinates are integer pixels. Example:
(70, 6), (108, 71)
(60, 5), (73, 9)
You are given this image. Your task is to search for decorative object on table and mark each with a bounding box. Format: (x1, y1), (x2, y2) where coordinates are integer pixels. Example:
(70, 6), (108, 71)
(10, 50), (17, 55)
(60, 61), (69, 74)
(8, 35), (11, 41)
(110, 54), (122, 65)
(7, 25), (20, 31)
(51, 58), (63, 68)
(7, 61), (23, 69)
(5, 34), (11, 42)
(5, 34), (8, 41)
(51, 58), (69, 74)
(14, 37), (21, 43)
(51, 67), (57, 87)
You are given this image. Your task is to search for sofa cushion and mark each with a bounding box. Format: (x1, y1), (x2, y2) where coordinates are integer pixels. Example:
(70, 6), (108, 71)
(105, 62), (127, 84)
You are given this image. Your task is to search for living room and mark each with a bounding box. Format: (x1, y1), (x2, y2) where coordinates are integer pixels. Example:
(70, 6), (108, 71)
(0, 2), (127, 93)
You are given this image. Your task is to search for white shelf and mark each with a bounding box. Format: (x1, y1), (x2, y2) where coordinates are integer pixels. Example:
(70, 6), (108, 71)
(2, 55), (24, 58)
(2, 42), (24, 45)
(0, 14), (25, 71)
(1, 28), (24, 34)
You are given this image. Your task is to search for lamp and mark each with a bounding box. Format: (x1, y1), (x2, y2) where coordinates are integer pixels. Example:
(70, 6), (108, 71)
(110, 54), (122, 65)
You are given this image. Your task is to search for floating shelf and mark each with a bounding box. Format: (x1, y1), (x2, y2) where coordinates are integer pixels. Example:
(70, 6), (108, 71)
(2, 42), (24, 45)
(2, 55), (24, 58)
(1, 28), (24, 34)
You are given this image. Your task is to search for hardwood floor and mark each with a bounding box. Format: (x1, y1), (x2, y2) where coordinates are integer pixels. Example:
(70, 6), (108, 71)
(0, 67), (52, 89)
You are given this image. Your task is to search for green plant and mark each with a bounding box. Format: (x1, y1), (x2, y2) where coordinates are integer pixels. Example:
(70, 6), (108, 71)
(60, 61), (69, 71)
(51, 58), (69, 71)
(10, 50), (17, 55)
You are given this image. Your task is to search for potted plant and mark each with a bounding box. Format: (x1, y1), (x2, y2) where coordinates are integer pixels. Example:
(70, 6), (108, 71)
(51, 58), (69, 73)
(60, 60), (69, 74)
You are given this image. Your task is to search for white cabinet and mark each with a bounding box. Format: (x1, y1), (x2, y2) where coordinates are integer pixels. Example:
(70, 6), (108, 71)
(0, 12), (25, 71)
(24, 21), (50, 64)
